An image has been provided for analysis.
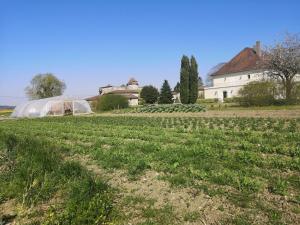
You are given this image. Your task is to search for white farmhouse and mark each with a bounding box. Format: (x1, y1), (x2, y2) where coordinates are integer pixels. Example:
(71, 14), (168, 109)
(204, 41), (266, 101)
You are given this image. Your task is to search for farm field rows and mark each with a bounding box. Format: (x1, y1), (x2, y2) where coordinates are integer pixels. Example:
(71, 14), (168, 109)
(0, 115), (300, 224)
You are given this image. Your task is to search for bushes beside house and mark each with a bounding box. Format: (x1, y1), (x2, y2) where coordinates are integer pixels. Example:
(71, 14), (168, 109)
(238, 81), (280, 106)
(197, 98), (219, 104)
(96, 94), (128, 111)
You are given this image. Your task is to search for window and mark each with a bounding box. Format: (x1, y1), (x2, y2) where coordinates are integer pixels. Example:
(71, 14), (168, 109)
(231, 90), (233, 94)
(248, 74), (251, 79)
(239, 76), (242, 80)
(214, 91), (217, 96)
(224, 77), (226, 81)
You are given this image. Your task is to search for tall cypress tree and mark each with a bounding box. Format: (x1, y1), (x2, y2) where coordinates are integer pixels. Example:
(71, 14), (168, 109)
(158, 80), (173, 104)
(189, 56), (199, 103)
(180, 55), (190, 104)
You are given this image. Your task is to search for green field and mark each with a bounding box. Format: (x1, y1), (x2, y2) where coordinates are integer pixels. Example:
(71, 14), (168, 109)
(1, 116), (300, 224)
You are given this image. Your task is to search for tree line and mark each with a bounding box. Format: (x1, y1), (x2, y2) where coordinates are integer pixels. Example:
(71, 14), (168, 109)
(25, 33), (299, 105)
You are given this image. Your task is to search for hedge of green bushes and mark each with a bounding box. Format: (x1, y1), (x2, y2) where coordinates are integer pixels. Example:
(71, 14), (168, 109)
(96, 94), (128, 111)
(197, 98), (219, 104)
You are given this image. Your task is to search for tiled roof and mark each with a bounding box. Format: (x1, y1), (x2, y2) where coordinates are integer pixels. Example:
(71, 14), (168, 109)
(101, 84), (112, 88)
(211, 47), (265, 76)
(85, 95), (99, 101)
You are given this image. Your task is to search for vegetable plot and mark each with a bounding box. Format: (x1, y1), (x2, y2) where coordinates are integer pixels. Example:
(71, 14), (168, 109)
(0, 116), (299, 224)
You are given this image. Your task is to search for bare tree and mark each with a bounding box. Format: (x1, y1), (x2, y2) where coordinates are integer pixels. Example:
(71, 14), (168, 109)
(265, 33), (300, 102)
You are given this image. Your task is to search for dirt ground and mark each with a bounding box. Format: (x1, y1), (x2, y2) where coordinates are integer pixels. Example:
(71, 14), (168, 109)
(69, 155), (258, 225)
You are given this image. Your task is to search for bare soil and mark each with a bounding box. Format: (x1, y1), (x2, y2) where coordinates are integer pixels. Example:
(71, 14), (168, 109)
(69, 154), (256, 225)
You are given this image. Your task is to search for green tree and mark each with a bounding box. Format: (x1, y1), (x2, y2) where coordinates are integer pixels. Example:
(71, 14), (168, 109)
(96, 94), (128, 111)
(140, 85), (159, 104)
(158, 80), (173, 104)
(180, 55), (190, 104)
(198, 76), (203, 87)
(238, 81), (277, 106)
(25, 73), (66, 99)
(174, 82), (181, 93)
(189, 56), (199, 103)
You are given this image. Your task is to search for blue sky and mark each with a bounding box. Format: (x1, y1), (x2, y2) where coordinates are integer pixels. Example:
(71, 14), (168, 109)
(1, 0), (299, 105)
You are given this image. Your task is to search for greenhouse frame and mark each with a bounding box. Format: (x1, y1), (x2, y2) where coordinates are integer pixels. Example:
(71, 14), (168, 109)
(11, 96), (92, 118)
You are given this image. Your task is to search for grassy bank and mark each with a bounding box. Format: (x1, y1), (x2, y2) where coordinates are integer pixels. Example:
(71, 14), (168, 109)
(0, 132), (118, 224)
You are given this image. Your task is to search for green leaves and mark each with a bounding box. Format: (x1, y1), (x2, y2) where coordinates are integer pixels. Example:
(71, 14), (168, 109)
(180, 55), (190, 104)
(158, 80), (173, 104)
(25, 73), (66, 100)
(140, 85), (159, 104)
(179, 55), (200, 104)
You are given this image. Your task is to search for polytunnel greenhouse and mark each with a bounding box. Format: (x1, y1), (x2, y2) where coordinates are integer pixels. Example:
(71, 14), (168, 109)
(11, 96), (92, 118)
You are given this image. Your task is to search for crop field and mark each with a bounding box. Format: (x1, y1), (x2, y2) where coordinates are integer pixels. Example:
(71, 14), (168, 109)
(0, 116), (300, 224)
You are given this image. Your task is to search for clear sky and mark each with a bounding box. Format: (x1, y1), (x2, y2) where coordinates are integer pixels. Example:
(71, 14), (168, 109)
(1, 0), (299, 105)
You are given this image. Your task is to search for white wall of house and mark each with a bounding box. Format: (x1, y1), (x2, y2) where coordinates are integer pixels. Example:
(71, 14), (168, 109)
(128, 99), (139, 106)
(101, 86), (127, 95)
(204, 70), (267, 101)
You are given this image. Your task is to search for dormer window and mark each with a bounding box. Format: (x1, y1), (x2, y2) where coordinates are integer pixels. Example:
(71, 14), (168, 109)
(248, 74), (251, 79)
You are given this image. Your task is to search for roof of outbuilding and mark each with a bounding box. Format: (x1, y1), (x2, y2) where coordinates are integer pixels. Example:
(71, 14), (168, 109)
(101, 84), (113, 88)
(85, 95), (99, 101)
(211, 47), (265, 76)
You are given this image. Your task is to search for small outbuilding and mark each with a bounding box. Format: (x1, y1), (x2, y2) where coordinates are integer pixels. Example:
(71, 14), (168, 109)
(11, 96), (92, 118)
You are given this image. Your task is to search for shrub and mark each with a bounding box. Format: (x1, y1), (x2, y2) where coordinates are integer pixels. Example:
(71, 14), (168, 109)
(238, 81), (277, 106)
(96, 94), (128, 111)
(158, 80), (173, 104)
(197, 98), (218, 104)
(140, 85), (159, 104)
(223, 97), (242, 103)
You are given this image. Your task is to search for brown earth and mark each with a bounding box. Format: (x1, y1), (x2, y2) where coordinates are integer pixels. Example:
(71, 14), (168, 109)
(68, 154), (258, 225)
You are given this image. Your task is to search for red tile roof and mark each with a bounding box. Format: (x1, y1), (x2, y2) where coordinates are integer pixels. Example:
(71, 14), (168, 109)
(211, 47), (265, 76)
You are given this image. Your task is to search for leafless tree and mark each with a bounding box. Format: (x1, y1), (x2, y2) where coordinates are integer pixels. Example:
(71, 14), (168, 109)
(265, 33), (300, 102)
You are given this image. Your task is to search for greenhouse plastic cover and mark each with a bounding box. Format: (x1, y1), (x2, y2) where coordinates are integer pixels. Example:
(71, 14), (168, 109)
(11, 96), (92, 118)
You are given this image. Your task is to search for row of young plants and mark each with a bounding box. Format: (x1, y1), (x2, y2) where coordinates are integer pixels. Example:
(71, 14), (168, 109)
(0, 116), (299, 224)
(0, 131), (118, 224)
(135, 104), (206, 113)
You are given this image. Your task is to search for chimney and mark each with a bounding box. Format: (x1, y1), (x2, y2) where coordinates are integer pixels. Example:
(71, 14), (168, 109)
(255, 41), (261, 57)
